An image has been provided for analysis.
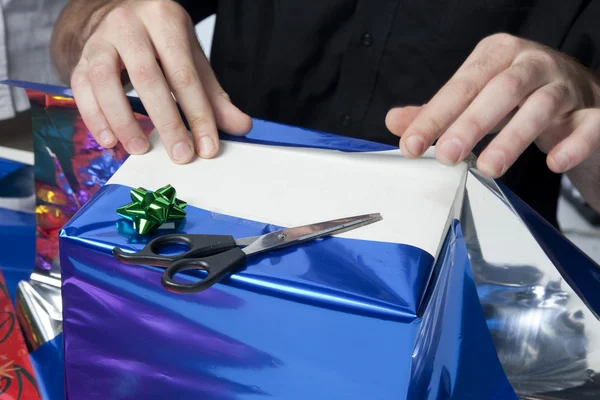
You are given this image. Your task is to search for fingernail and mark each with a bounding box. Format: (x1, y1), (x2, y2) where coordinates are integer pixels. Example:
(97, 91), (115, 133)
(172, 141), (193, 162)
(199, 136), (216, 158)
(127, 137), (149, 154)
(405, 135), (425, 156)
(551, 151), (570, 171)
(480, 150), (506, 176)
(438, 138), (463, 164)
(98, 130), (115, 147)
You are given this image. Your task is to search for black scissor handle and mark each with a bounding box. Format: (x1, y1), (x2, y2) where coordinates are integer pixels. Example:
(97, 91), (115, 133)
(112, 234), (238, 267)
(161, 247), (247, 294)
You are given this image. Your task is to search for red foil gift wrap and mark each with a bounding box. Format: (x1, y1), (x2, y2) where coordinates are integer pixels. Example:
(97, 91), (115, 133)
(28, 90), (154, 272)
(0, 270), (42, 399)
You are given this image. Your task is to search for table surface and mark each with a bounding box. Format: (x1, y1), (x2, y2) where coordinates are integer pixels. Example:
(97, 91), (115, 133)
(0, 145), (33, 164)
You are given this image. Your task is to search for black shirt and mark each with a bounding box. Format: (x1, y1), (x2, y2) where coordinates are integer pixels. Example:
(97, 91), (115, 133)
(177, 0), (600, 228)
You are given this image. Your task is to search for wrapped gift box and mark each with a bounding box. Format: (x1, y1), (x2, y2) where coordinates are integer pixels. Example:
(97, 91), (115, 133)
(6, 79), (599, 399)
(58, 123), (519, 399)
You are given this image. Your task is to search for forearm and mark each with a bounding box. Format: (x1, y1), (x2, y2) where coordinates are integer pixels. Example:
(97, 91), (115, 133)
(567, 149), (600, 214)
(50, 0), (123, 83)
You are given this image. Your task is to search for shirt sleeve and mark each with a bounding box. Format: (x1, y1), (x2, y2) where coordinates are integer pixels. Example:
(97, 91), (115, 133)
(174, 0), (218, 25)
(560, 1), (600, 73)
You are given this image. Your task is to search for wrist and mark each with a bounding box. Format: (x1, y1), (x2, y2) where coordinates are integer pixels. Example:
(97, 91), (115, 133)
(50, 0), (126, 83)
(82, 1), (125, 43)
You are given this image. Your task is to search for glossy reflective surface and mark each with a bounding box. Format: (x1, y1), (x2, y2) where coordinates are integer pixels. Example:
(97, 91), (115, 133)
(464, 172), (600, 399)
(0, 155), (35, 302)
(60, 185), (514, 399)
(409, 221), (516, 399)
(16, 273), (62, 351)
(30, 333), (65, 400)
(0, 208), (35, 301)
(14, 80), (600, 398)
(64, 185), (434, 321)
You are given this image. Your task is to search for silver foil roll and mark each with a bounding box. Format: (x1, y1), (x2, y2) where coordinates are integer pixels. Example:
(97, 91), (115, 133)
(16, 255), (62, 351)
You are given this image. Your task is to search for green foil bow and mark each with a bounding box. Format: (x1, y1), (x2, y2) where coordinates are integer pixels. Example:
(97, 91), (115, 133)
(116, 184), (187, 235)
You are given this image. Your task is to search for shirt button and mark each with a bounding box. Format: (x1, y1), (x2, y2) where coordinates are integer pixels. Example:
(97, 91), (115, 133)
(342, 115), (351, 127)
(361, 33), (373, 47)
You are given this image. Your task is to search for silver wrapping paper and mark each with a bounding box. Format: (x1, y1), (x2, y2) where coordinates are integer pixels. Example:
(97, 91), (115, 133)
(464, 163), (600, 399)
(16, 255), (62, 351)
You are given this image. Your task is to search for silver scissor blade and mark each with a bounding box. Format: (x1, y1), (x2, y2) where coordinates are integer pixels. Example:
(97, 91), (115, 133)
(234, 236), (261, 247)
(242, 213), (382, 256)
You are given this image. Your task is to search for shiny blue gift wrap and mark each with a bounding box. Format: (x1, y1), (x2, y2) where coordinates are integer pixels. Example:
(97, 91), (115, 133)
(30, 334), (66, 400)
(0, 207), (35, 302)
(60, 186), (515, 399)
(58, 121), (517, 399)
(0, 157), (24, 178)
(0, 157), (35, 302)
(0, 157), (34, 196)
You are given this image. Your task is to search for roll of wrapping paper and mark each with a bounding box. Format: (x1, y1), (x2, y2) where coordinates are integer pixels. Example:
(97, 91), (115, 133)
(15, 255), (62, 352)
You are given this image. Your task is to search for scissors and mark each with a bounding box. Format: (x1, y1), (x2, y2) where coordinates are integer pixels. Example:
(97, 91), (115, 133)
(112, 213), (382, 294)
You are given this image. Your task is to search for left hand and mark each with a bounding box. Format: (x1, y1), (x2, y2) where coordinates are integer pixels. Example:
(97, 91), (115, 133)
(385, 33), (600, 178)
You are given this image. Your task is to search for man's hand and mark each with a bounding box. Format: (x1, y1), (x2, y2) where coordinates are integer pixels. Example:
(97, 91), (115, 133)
(53, 0), (251, 163)
(386, 33), (600, 179)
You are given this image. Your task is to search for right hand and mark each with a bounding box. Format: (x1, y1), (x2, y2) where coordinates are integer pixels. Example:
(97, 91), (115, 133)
(70, 0), (252, 163)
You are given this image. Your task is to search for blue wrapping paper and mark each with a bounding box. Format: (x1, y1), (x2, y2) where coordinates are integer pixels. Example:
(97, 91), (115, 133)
(0, 157), (33, 193)
(0, 157), (24, 178)
(30, 334), (65, 400)
(0, 207), (35, 302)
(0, 156), (35, 302)
(60, 185), (516, 399)
(409, 222), (515, 398)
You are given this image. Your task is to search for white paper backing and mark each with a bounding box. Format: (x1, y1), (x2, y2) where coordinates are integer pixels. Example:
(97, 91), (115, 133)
(108, 130), (468, 256)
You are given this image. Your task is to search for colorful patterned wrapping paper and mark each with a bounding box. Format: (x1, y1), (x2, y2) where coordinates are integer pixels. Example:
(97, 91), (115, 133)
(0, 236), (41, 400)
(0, 88), (153, 400)
(29, 90), (154, 272)
(0, 270), (41, 399)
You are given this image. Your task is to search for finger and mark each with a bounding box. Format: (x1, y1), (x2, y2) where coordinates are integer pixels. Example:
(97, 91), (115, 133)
(190, 38), (253, 136)
(436, 57), (552, 165)
(109, 9), (194, 163)
(400, 34), (520, 157)
(476, 82), (572, 177)
(385, 106), (423, 137)
(84, 41), (149, 155)
(71, 61), (117, 148)
(143, 7), (219, 159)
(547, 109), (600, 173)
